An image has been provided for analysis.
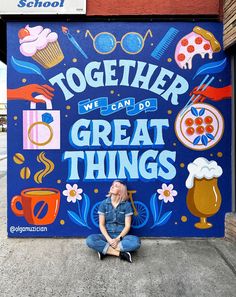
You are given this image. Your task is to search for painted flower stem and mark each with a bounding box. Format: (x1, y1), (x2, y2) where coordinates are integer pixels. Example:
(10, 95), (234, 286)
(77, 200), (82, 218)
(151, 199), (164, 229)
(157, 200), (164, 222)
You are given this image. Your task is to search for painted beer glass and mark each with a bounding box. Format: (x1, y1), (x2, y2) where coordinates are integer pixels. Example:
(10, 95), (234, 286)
(185, 158), (223, 229)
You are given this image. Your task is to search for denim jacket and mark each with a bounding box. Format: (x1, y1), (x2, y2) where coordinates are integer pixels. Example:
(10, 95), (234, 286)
(98, 198), (133, 234)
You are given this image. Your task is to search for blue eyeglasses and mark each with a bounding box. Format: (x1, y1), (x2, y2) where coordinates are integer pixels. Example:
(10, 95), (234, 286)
(85, 29), (152, 55)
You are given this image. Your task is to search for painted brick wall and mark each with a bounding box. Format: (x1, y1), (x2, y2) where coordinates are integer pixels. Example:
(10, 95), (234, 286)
(86, 0), (221, 16)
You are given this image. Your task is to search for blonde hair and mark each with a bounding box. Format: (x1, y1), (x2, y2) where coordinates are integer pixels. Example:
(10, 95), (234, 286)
(106, 180), (129, 201)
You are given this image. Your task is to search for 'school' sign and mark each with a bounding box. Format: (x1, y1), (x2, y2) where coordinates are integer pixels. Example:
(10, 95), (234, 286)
(7, 22), (232, 237)
(1, 0), (86, 14)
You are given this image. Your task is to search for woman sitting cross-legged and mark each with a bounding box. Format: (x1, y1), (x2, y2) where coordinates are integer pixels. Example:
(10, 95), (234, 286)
(86, 180), (141, 263)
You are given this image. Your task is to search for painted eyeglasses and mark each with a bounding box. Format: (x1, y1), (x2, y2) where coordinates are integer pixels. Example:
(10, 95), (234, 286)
(85, 29), (152, 55)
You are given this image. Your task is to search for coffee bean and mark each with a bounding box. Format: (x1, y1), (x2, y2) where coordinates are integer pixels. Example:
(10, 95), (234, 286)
(13, 153), (25, 164)
(20, 167), (31, 179)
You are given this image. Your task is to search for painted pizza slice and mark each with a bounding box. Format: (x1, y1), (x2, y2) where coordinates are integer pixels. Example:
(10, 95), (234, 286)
(175, 26), (221, 69)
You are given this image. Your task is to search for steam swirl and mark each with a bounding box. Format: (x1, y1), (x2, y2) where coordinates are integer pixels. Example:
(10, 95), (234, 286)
(34, 152), (55, 184)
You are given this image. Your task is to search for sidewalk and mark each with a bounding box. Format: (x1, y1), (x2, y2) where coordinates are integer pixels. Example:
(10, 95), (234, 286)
(0, 132), (7, 177)
(0, 129), (7, 196)
(1, 175), (236, 297)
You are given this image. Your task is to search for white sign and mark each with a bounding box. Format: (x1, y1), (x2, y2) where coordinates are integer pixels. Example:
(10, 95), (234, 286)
(0, 0), (86, 14)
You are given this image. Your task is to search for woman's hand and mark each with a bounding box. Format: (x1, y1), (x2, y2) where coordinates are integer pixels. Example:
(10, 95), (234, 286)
(109, 238), (120, 249)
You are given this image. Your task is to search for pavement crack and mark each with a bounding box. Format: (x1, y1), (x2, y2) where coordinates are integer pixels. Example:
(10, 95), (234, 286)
(209, 241), (236, 277)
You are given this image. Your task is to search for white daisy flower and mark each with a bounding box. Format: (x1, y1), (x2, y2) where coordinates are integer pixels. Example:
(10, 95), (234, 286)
(157, 184), (177, 203)
(63, 184), (83, 203)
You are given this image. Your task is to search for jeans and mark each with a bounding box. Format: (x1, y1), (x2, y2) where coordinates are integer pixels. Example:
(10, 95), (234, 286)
(86, 233), (141, 255)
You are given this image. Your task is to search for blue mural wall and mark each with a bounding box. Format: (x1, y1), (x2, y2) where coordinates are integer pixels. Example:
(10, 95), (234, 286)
(7, 22), (232, 237)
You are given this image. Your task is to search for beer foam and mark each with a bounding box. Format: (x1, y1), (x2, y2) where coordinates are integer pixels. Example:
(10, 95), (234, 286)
(185, 157), (223, 189)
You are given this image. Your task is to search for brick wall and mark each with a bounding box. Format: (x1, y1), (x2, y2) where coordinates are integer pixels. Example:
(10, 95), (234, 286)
(86, 0), (221, 16)
(225, 213), (236, 242)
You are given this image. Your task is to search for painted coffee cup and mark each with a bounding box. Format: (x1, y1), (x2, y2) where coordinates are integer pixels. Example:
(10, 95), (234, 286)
(11, 188), (60, 225)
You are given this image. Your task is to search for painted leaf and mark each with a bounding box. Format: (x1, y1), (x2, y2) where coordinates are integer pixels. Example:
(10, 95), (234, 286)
(191, 107), (198, 117)
(150, 193), (158, 227)
(193, 58), (227, 79)
(155, 211), (172, 226)
(67, 210), (87, 227)
(201, 135), (208, 146)
(206, 133), (215, 140)
(193, 136), (201, 145)
(81, 193), (90, 225)
(199, 108), (205, 116)
(11, 56), (46, 80)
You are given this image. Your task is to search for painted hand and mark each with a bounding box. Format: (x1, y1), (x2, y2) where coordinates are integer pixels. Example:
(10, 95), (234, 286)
(190, 85), (232, 103)
(7, 84), (54, 102)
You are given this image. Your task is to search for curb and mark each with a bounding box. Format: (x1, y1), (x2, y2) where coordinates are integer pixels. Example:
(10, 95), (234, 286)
(0, 155), (7, 161)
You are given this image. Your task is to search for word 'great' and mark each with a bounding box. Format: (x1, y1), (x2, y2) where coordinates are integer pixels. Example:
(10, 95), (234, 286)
(69, 119), (169, 148)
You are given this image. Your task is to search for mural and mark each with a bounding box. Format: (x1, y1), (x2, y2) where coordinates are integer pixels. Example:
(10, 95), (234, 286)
(7, 22), (232, 237)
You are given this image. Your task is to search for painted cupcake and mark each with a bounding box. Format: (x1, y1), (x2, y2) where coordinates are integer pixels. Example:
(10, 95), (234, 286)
(18, 25), (64, 69)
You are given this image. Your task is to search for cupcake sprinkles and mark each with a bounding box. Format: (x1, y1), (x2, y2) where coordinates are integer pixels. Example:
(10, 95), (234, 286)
(18, 25), (64, 69)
